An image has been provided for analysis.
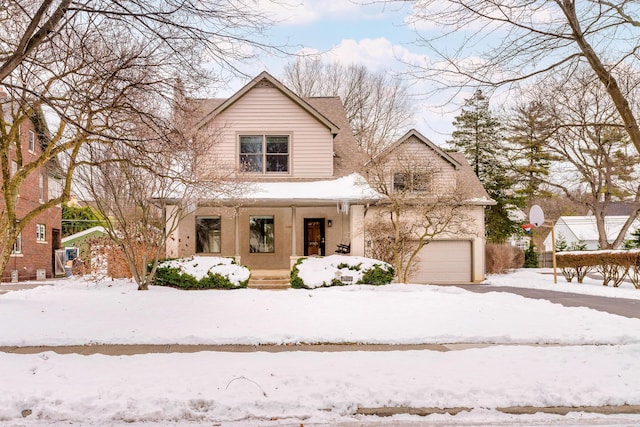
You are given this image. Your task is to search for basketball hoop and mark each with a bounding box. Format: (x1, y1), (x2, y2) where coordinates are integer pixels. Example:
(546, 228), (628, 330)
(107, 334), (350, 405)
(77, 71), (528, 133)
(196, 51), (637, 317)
(521, 223), (534, 234)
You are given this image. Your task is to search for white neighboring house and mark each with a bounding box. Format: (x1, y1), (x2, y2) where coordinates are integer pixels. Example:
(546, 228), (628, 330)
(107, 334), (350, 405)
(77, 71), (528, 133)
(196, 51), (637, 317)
(543, 216), (640, 251)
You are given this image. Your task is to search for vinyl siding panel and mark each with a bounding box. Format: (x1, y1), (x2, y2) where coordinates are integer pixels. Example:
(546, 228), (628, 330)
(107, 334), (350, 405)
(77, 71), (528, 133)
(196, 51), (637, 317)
(382, 138), (458, 191)
(200, 87), (334, 179)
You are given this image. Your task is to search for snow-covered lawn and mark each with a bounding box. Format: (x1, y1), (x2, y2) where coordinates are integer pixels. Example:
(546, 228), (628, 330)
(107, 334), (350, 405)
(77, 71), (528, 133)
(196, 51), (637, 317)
(1, 267), (640, 426)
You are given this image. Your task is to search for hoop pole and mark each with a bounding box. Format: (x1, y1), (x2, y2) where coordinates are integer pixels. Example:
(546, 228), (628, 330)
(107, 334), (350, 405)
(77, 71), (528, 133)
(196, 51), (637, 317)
(550, 220), (557, 284)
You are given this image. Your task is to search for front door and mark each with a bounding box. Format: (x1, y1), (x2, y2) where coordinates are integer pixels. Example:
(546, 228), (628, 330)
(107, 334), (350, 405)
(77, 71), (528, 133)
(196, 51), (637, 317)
(304, 218), (325, 256)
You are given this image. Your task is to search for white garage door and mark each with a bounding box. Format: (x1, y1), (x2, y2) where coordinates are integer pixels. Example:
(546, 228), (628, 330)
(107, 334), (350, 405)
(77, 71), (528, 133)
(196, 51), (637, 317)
(409, 240), (472, 284)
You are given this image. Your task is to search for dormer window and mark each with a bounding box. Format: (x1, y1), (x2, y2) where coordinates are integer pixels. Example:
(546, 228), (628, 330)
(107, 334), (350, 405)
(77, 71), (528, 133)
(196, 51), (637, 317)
(239, 135), (289, 174)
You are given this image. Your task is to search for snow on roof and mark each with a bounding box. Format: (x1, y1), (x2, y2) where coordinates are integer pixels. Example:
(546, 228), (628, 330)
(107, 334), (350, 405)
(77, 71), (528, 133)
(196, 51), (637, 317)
(552, 216), (640, 243)
(220, 173), (383, 203)
(62, 226), (107, 244)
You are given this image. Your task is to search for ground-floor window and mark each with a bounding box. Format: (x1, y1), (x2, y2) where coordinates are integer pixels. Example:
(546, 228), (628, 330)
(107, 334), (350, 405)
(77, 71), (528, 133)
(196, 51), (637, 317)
(196, 216), (221, 253)
(11, 232), (22, 254)
(249, 216), (274, 253)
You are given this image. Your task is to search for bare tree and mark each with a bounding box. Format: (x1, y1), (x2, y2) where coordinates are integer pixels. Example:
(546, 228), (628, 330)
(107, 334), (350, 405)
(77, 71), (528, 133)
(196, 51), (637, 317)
(529, 66), (640, 249)
(399, 1), (640, 155)
(282, 57), (413, 155)
(0, 0), (279, 278)
(366, 149), (476, 283)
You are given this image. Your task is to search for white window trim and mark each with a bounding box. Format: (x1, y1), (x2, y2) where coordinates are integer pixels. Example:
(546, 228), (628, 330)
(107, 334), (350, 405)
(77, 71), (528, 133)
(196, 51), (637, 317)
(36, 223), (47, 242)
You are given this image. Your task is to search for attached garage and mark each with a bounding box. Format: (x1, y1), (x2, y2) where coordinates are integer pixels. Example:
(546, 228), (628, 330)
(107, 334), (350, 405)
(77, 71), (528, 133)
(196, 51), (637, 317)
(409, 240), (473, 284)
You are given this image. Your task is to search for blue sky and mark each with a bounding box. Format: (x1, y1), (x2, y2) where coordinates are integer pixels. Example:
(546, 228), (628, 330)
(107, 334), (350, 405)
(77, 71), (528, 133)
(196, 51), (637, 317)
(210, 0), (469, 145)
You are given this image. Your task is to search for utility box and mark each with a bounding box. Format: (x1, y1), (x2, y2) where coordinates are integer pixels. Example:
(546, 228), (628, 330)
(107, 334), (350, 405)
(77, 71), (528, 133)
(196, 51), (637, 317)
(10, 270), (18, 283)
(36, 269), (46, 281)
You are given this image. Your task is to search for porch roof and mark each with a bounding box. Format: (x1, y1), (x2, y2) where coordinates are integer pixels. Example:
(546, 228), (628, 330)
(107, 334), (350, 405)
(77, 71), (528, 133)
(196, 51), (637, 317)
(203, 173), (383, 205)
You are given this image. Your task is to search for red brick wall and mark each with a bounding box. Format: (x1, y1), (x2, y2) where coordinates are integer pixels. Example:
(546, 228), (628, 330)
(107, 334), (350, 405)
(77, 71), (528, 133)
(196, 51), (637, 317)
(1, 114), (62, 282)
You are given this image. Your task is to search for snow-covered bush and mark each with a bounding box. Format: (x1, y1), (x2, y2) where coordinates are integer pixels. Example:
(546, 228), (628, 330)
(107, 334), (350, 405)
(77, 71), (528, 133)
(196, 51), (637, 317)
(153, 256), (250, 289)
(291, 255), (394, 289)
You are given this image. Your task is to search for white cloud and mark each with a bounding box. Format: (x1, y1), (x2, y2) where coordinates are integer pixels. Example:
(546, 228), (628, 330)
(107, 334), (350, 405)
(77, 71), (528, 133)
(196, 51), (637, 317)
(318, 37), (426, 71)
(257, 0), (372, 26)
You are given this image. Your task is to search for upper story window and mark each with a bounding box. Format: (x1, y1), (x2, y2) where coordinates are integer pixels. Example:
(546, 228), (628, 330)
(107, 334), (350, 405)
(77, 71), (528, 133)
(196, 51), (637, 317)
(39, 172), (45, 201)
(28, 130), (35, 152)
(11, 160), (17, 176)
(239, 135), (289, 174)
(393, 172), (431, 192)
(36, 224), (46, 242)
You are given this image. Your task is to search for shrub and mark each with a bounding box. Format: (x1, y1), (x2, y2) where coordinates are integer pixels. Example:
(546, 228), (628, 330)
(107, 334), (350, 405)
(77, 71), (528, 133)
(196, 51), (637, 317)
(523, 244), (538, 268)
(290, 258), (306, 289)
(153, 256), (250, 289)
(358, 264), (395, 286)
(486, 243), (524, 274)
(291, 255), (394, 289)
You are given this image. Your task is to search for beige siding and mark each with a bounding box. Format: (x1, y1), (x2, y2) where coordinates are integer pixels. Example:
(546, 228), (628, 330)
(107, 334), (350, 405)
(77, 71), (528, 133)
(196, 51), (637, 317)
(380, 137), (458, 191)
(199, 87), (334, 179)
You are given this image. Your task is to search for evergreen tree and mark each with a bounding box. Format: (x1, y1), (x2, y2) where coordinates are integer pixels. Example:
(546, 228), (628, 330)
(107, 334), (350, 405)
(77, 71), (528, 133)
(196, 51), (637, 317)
(62, 204), (105, 237)
(449, 89), (523, 243)
(506, 100), (557, 200)
(524, 244), (538, 268)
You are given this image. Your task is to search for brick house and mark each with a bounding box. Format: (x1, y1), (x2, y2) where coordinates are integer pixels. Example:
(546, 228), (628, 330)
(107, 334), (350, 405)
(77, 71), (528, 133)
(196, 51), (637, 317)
(1, 91), (63, 282)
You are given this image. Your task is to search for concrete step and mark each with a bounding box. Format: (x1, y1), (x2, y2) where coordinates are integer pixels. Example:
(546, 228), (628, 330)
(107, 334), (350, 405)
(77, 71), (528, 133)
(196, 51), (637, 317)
(248, 269), (290, 290)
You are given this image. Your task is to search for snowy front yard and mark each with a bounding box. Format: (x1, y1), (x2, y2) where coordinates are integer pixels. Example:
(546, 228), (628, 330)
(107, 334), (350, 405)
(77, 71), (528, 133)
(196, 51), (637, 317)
(1, 268), (640, 426)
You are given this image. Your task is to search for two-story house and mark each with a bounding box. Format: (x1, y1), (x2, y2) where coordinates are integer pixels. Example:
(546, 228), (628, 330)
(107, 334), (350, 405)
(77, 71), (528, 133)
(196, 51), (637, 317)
(166, 72), (382, 273)
(167, 72), (492, 283)
(1, 90), (63, 282)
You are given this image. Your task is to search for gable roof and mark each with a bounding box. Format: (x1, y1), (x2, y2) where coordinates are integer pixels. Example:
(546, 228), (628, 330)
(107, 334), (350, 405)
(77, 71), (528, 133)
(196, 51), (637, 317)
(366, 128), (492, 204)
(370, 128), (462, 169)
(546, 216), (640, 244)
(194, 71), (340, 134)
(305, 96), (364, 177)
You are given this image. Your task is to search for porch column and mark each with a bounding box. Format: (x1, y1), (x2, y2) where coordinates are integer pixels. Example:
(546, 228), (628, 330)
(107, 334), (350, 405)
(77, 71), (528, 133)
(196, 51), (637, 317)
(164, 205), (180, 258)
(350, 204), (365, 256)
(290, 206), (298, 268)
(234, 207), (241, 263)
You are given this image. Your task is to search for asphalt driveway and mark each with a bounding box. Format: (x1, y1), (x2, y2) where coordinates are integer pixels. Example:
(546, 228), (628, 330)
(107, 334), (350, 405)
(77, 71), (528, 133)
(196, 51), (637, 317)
(456, 284), (640, 319)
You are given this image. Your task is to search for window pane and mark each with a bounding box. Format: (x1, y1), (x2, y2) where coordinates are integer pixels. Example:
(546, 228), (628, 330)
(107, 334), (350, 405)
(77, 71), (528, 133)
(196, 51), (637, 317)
(239, 154), (263, 172)
(196, 217), (221, 253)
(249, 216), (274, 253)
(29, 130), (35, 151)
(240, 136), (263, 153)
(393, 173), (407, 191)
(240, 136), (263, 173)
(266, 136), (288, 172)
(12, 233), (21, 254)
(266, 154), (288, 172)
(266, 136), (288, 153)
(412, 173), (430, 191)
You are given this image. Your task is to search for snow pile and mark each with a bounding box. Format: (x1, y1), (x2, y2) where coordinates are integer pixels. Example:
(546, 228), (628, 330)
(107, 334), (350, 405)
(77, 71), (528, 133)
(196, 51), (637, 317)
(156, 256), (250, 286)
(486, 268), (640, 299)
(294, 254), (393, 288)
